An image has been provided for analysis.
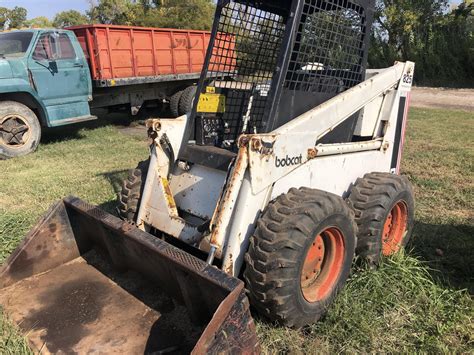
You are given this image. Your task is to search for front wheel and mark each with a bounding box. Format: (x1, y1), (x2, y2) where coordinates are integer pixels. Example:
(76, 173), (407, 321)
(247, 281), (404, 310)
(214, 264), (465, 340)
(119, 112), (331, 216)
(118, 160), (150, 223)
(0, 101), (41, 159)
(244, 188), (357, 328)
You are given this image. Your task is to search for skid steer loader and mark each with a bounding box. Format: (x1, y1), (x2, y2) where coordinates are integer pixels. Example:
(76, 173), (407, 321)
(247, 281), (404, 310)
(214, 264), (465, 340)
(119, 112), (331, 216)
(1, 0), (416, 353)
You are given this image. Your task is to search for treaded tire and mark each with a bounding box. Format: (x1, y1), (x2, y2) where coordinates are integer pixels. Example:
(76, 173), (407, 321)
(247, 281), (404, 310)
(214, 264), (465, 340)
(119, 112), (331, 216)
(170, 90), (183, 118)
(0, 101), (41, 159)
(244, 187), (357, 328)
(118, 160), (149, 222)
(178, 86), (197, 116)
(348, 172), (415, 265)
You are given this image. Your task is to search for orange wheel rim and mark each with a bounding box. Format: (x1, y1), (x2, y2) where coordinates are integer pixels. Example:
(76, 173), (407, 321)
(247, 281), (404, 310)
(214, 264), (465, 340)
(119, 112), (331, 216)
(301, 227), (345, 303)
(382, 200), (408, 256)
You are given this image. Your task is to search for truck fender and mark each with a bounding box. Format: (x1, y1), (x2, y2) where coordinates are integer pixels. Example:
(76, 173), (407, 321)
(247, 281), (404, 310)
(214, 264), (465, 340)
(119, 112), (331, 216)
(0, 88), (49, 127)
(0, 79), (50, 127)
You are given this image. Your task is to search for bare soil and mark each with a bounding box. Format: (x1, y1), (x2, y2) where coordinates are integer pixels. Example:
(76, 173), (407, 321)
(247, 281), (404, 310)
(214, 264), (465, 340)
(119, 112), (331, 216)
(411, 87), (473, 112)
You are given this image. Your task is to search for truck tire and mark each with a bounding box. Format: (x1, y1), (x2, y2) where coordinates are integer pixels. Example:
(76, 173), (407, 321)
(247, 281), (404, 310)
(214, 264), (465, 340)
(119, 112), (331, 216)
(178, 86), (197, 116)
(170, 90), (183, 118)
(348, 172), (415, 265)
(244, 188), (357, 328)
(0, 101), (41, 159)
(118, 160), (149, 223)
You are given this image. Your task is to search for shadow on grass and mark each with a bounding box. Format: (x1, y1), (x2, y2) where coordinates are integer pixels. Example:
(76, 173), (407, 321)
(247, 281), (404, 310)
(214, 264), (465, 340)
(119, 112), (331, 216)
(95, 169), (133, 216)
(40, 105), (172, 145)
(409, 221), (474, 294)
(101, 170), (131, 194)
(40, 112), (138, 145)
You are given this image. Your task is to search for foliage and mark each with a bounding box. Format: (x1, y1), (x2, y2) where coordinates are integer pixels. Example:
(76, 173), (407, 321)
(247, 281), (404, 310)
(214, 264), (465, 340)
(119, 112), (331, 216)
(87, 0), (214, 30)
(369, 0), (474, 87)
(7, 7), (27, 29)
(53, 10), (88, 28)
(87, 0), (137, 25)
(0, 6), (28, 29)
(26, 17), (52, 29)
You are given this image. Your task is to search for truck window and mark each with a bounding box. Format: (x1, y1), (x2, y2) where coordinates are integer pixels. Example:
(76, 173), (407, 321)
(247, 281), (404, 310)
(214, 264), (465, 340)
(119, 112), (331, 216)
(0, 32), (33, 58)
(58, 34), (76, 59)
(33, 33), (76, 61)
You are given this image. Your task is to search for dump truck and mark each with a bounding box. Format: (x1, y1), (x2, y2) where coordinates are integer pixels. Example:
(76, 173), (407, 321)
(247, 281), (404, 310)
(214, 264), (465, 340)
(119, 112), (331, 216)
(1, 0), (416, 353)
(0, 25), (229, 159)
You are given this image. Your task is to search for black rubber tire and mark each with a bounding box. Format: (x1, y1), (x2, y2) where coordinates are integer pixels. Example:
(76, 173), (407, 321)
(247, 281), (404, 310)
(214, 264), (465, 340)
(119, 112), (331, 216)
(178, 86), (197, 116)
(0, 101), (41, 159)
(244, 187), (357, 328)
(118, 160), (150, 223)
(348, 172), (415, 265)
(169, 90), (183, 118)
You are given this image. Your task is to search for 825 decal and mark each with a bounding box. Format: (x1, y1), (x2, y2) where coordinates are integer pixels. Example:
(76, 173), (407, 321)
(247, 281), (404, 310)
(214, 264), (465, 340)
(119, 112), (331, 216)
(403, 73), (413, 85)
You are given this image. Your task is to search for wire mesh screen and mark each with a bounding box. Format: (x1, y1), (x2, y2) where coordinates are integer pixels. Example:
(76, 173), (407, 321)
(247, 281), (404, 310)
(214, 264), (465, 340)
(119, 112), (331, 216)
(285, 0), (367, 94)
(199, 0), (288, 144)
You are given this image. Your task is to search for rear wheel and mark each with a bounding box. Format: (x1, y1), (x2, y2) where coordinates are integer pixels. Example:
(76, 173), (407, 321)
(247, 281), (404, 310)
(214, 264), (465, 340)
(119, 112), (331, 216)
(178, 86), (197, 116)
(169, 90), (183, 118)
(244, 188), (357, 328)
(0, 101), (41, 159)
(118, 160), (149, 222)
(348, 172), (415, 264)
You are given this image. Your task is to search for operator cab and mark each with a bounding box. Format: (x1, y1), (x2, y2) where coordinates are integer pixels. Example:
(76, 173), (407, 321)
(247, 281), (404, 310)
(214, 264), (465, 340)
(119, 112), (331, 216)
(179, 0), (373, 170)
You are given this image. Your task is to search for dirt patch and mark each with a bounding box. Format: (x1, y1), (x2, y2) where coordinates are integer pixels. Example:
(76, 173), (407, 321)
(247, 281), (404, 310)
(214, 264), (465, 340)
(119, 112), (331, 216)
(411, 87), (473, 112)
(119, 125), (148, 138)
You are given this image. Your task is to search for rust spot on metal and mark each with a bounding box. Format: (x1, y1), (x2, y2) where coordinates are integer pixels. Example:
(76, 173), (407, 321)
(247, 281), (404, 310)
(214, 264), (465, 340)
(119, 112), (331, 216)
(251, 138), (262, 152)
(307, 148), (318, 160)
(121, 222), (134, 233)
(238, 135), (251, 147)
(210, 147), (248, 247)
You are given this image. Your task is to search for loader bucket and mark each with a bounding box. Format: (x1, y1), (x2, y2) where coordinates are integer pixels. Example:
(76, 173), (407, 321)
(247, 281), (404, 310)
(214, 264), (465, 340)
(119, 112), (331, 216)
(0, 197), (258, 354)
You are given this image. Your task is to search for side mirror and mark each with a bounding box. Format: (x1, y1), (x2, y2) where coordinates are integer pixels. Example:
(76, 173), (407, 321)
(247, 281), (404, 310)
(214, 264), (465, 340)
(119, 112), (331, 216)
(48, 60), (58, 74)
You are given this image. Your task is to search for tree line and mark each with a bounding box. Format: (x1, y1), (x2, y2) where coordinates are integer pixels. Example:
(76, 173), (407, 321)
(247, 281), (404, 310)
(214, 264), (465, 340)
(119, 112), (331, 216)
(0, 0), (472, 87)
(370, 0), (473, 87)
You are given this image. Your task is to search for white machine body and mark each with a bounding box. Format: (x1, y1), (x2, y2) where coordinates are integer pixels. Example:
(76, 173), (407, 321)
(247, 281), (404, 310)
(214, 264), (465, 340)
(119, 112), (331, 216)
(137, 61), (415, 277)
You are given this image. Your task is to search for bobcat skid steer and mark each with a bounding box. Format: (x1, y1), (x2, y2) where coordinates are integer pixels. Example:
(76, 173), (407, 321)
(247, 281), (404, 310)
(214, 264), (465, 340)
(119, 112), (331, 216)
(1, 0), (415, 353)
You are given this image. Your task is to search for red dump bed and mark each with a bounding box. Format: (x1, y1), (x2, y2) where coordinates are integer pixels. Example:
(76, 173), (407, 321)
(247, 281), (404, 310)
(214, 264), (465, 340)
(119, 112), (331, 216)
(69, 25), (214, 82)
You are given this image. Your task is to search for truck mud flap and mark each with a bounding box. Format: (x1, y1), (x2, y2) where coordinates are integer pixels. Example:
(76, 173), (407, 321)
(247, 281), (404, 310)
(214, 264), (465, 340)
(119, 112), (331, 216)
(0, 197), (259, 354)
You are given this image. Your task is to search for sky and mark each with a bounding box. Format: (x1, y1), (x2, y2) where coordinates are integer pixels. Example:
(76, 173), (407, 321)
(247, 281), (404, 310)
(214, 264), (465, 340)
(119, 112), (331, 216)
(0, 0), (90, 19)
(0, 0), (465, 20)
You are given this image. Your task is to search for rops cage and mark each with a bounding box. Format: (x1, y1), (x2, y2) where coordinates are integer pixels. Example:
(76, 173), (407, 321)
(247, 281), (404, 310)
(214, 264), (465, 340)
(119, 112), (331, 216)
(183, 0), (375, 155)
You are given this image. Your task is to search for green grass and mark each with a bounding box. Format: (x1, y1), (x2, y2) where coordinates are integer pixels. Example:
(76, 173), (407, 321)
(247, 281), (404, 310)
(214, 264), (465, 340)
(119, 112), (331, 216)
(0, 108), (473, 353)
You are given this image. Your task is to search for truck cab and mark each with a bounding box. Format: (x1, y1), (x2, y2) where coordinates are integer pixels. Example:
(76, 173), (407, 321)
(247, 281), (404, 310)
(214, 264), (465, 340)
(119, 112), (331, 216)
(0, 29), (94, 159)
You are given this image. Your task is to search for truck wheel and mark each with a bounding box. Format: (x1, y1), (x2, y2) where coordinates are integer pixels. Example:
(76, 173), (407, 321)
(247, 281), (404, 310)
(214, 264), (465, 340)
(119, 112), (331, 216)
(0, 101), (41, 159)
(169, 90), (183, 118)
(348, 172), (415, 265)
(244, 188), (357, 328)
(178, 86), (197, 116)
(118, 160), (149, 223)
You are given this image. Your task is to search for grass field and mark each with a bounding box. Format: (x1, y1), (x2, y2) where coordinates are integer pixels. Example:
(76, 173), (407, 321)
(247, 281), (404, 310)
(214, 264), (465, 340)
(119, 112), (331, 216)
(1, 108), (473, 353)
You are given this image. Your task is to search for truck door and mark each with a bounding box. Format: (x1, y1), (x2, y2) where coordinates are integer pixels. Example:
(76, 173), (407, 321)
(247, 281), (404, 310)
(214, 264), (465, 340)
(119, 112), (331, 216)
(28, 31), (93, 126)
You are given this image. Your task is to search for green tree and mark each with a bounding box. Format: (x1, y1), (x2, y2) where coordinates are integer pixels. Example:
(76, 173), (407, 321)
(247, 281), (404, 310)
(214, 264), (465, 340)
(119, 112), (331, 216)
(26, 16), (52, 28)
(8, 6), (28, 28)
(53, 10), (88, 28)
(0, 7), (10, 28)
(369, 0), (473, 86)
(150, 0), (215, 30)
(88, 0), (214, 29)
(87, 0), (137, 25)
